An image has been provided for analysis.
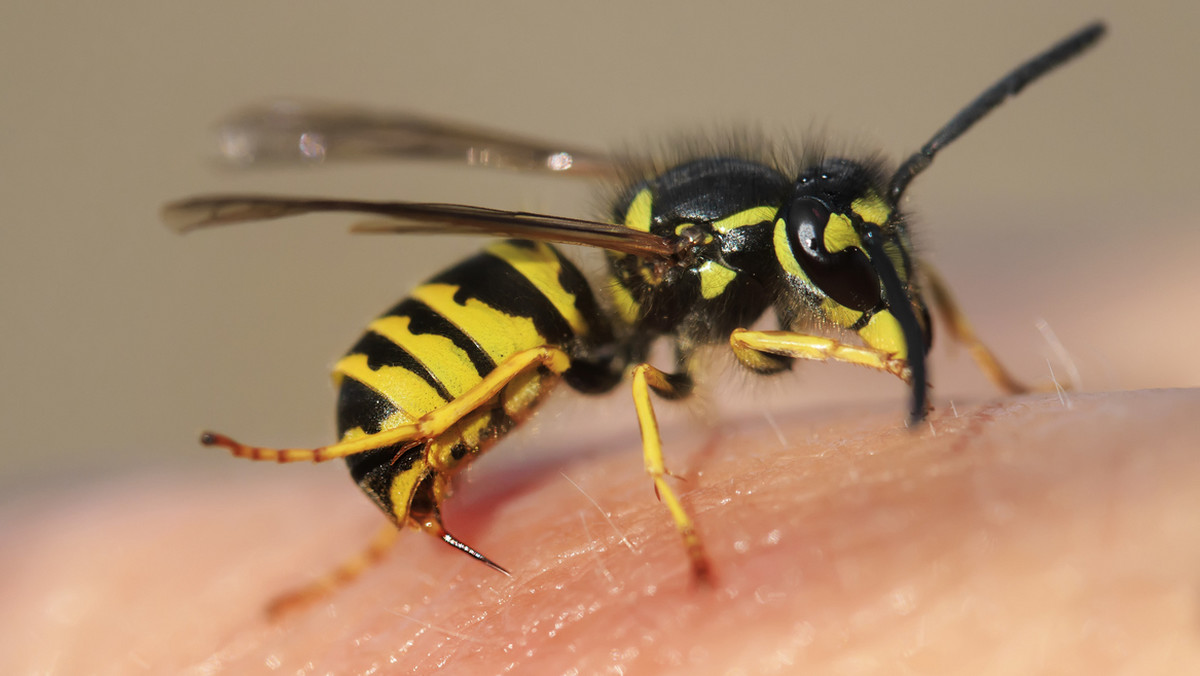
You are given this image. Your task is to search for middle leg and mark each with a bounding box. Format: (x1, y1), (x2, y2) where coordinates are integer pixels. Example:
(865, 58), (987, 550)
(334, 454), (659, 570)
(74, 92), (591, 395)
(629, 362), (711, 582)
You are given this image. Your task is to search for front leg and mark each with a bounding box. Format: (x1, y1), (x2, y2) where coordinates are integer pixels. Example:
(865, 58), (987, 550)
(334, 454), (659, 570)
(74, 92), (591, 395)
(730, 328), (912, 381)
(629, 363), (711, 582)
(730, 327), (926, 424)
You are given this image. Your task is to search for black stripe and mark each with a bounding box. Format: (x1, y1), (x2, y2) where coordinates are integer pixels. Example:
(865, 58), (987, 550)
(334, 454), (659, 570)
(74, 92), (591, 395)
(336, 376), (397, 437)
(849, 311), (872, 332)
(338, 376), (400, 517)
(384, 298), (496, 378)
(548, 245), (612, 344)
(430, 245), (574, 345)
(347, 331), (455, 403)
(343, 441), (426, 520)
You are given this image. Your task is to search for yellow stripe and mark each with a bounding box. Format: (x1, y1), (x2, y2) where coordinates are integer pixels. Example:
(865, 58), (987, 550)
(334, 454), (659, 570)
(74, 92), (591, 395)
(851, 193), (891, 226)
(338, 413), (432, 518)
(857, 310), (907, 359)
(609, 279), (641, 324)
(820, 297), (863, 328)
(698, 260), (737, 299)
(624, 189), (653, 232)
(388, 458), (430, 518)
(412, 283), (543, 364)
(712, 205), (777, 234)
(773, 218), (808, 281)
(339, 409), (415, 441)
(366, 315), (479, 398)
(486, 240), (588, 337)
(823, 213), (862, 254)
(334, 352), (448, 419)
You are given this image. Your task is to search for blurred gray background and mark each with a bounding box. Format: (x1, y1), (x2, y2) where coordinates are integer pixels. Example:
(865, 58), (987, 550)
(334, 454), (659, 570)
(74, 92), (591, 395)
(2, 1), (1197, 491)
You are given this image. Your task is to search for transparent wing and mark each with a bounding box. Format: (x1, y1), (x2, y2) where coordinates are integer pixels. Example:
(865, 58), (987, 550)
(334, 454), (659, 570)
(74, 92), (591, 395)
(214, 99), (631, 177)
(162, 195), (678, 259)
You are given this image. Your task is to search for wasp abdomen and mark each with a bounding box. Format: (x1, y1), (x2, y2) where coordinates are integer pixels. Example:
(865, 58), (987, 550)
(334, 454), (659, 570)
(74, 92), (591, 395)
(336, 239), (610, 526)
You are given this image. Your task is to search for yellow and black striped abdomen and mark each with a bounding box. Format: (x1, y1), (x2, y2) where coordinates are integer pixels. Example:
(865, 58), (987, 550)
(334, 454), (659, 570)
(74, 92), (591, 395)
(335, 239), (610, 526)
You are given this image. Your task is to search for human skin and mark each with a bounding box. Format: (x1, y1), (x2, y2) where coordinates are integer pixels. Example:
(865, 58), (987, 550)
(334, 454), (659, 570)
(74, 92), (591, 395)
(3, 385), (1199, 674)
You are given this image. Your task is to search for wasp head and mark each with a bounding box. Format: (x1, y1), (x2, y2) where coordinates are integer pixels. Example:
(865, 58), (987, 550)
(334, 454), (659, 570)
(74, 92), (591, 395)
(774, 158), (931, 423)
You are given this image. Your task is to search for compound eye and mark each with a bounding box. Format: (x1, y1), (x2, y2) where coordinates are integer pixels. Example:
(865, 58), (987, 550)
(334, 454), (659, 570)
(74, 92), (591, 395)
(786, 198), (881, 311)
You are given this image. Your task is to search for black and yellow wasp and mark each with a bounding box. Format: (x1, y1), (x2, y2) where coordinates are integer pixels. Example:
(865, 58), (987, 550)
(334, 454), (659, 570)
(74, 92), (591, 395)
(165, 23), (1104, 613)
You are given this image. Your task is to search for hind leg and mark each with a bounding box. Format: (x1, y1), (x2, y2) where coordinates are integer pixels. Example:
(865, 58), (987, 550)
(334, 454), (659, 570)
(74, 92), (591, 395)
(265, 524), (400, 620)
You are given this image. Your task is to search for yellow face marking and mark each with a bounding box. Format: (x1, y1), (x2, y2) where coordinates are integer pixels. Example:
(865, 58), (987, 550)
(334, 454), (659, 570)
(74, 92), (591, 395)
(820, 297), (863, 328)
(773, 218), (808, 281)
(412, 284), (543, 363)
(486, 240), (589, 336)
(712, 205), (778, 234)
(823, 213), (863, 254)
(857, 310), (907, 359)
(334, 352), (448, 419)
(851, 192), (891, 226)
(697, 260), (737, 300)
(366, 315), (479, 398)
(624, 189), (653, 232)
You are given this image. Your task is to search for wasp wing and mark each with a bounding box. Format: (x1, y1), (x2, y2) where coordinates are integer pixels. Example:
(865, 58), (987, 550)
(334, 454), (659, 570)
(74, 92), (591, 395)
(213, 100), (635, 178)
(162, 195), (677, 259)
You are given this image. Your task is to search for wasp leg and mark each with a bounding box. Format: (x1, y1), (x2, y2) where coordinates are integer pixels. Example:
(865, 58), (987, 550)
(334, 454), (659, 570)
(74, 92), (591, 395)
(919, 262), (1057, 394)
(201, 345), (572, 462)
(730, 329), (912, 381)
(629, 363), (711, 582)
(265, 523), (400, 620)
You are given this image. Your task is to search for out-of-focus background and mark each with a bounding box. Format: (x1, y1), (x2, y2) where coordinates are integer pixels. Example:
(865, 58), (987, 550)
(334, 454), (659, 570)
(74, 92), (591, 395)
(2, 1), (1197, 492)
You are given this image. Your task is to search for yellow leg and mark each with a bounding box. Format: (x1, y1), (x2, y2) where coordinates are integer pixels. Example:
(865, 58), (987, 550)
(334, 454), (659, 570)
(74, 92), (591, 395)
(919, 262), (1050, 394)
(202, 346), (572, 462)
(630, 363), (711, 582)
(266, 524), (399, 620)
(730, 329), (912, 382)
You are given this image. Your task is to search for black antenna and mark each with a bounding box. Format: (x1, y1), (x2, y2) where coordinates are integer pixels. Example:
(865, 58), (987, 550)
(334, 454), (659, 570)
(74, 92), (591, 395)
(861, 224), (928, 425)
(888, 22), (1106, 203)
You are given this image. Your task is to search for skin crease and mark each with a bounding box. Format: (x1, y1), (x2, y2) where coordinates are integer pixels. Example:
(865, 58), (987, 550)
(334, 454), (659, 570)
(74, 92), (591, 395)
(4, 231), (1200, 674)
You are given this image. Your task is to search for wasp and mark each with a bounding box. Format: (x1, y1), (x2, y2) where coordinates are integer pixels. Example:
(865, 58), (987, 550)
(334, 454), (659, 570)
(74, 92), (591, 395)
(165, 23), (1104, 614)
